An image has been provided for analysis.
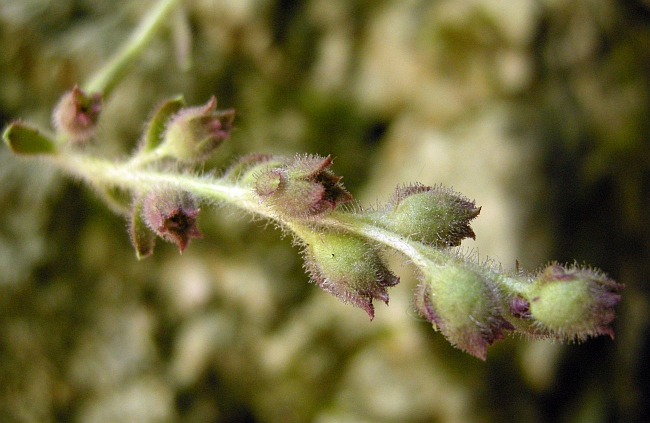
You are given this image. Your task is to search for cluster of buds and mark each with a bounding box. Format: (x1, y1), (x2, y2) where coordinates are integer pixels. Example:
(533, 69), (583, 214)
(3, 85), (624, 361)
(254, 154), (353, 218)
(413, 260), (623, 360)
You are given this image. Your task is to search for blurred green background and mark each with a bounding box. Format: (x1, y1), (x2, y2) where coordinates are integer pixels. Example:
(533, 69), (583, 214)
(1, 0), (649, 422)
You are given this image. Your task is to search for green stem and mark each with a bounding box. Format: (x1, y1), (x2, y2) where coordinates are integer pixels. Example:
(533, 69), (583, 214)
(50, 151), (447, 272)
(83, 0), (180, 96)
(320, 213), (440, 269)
(52, 153), (266, 216)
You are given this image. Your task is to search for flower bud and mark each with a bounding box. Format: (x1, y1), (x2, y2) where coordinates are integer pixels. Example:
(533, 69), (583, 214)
(142, 188), (202, 253)
(159, 96), (234, 162)
(521, 264), (623, 340)
(377, 184), (480, 247)
(52, 85), (102, 142)
(414, 263), (514, 360)
(301, 230), (399, 320)
(254, 154), (353, 218)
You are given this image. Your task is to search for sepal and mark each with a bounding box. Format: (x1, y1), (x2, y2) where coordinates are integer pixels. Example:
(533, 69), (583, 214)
(158, 96), (234, 162)
(128, 196), (157, 260)
(3, 122), (57, 155)
(301, 229), (399, 320)
(254, 154), (353, 218)
(414, 262), (514, 360)
(140, 96), (185, 152)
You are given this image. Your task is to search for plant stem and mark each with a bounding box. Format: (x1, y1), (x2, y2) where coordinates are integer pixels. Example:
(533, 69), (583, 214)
(52, 152), (264, 216)
(321, 213), (440, 269)
(49, 150), (448, 271)
(83, 0), (180, 96)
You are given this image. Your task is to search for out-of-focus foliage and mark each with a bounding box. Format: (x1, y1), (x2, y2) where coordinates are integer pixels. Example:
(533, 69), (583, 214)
(1, 0), (648, 422)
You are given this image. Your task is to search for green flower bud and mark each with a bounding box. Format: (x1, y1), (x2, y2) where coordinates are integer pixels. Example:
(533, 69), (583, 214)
(159, 96), (234, 162)
(52, 85), (102, 143)
(142, 188), (202, 253)
(414, 262), (514, 360)
(521, 264), (623, 341)
(377, 184), (480, 247)
(301, 230), (399, 320)
(254, 154), (353, 218)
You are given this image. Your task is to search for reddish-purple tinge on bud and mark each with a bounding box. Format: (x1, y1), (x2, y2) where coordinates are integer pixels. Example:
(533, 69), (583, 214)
(414, 265), (515, 360)
(301, 231), (399, 320)
(160, 96), (234, 161)
(143, 189), (202, 253)
(382, 183), (481, 247)
(509, 295), (532, 319)
(255, 154), (353, 218)
(525, 263), (624, 341)
(52, 85), (102, 142)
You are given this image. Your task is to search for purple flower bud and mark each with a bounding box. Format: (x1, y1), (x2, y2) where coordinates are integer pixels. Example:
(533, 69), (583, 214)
(143, 189), (202, 253)
(52, 85), (102, 142)
(254, 154), (353, 218)
(160, 96), (234, 162)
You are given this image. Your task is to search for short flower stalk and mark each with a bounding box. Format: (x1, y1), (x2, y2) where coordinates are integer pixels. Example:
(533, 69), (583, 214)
(1, 0), (623, 360)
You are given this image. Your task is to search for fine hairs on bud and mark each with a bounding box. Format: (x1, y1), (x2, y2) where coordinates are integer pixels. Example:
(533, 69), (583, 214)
(301, 230), (399, 320)
(52, 85), (102, 143)
(158, 96), (234, 162)
(254, 154), (353, 218)
(414, 262), (514, 360)
(142, 188), (202, 253)
(374, 184), (481, 247)
(520, 263), (623, 341)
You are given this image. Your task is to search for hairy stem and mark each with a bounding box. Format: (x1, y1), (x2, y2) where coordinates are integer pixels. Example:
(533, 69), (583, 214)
(52, 152), (268, 216)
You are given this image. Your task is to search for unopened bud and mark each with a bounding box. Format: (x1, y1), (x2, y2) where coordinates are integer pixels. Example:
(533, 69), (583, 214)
(159, 96), (234, 162)
(414, 263), (514, 360)
(52, 85), (102, 142)
(254, 154), (353, 218)
(376, 184), (480, 247)
(522, 263), (623, 340)
(142, 188), (202, 253)
(301, 230), (399, 320)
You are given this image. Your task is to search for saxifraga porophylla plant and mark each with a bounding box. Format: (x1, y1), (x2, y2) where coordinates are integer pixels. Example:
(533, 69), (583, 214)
(2, 0), (623, 361)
